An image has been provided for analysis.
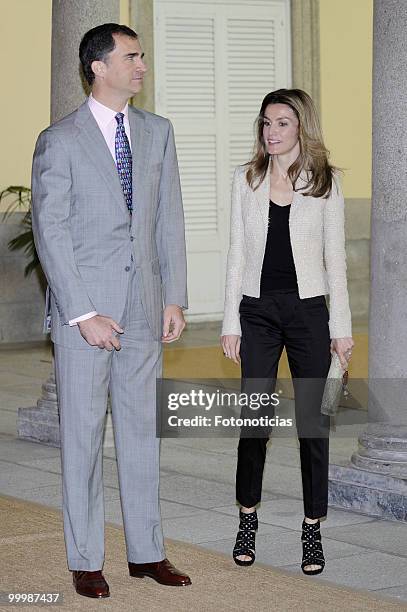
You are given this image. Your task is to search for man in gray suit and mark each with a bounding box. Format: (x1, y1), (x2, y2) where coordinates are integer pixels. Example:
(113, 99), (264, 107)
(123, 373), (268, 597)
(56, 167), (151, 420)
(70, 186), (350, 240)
(31, 23), (191, 598)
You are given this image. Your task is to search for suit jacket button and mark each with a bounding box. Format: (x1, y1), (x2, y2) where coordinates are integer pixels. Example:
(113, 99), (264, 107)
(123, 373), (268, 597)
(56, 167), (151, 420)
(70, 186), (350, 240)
(125, 266), (130, 271)
(130, 236), (134, 241)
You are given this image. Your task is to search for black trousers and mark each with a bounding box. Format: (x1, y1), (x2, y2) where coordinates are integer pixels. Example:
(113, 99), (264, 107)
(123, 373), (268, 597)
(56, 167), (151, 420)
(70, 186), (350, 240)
(236, 289), (331, 519)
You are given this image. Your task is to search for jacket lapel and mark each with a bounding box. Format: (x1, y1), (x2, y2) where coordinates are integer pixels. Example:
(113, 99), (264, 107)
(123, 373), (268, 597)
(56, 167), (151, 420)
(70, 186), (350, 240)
(128, 106), (152, 209)
(74, 102), (127, 213)
(291, 171), (307, 210)
(254, 159), (271, 231)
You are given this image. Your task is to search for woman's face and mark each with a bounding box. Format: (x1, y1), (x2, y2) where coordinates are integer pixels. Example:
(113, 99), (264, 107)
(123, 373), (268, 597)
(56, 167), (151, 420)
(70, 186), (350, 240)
(262, 103), (299, 156)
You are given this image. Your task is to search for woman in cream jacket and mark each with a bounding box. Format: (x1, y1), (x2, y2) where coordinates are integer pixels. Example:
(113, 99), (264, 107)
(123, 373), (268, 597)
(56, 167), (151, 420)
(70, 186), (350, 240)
(221, 89), (354, 575)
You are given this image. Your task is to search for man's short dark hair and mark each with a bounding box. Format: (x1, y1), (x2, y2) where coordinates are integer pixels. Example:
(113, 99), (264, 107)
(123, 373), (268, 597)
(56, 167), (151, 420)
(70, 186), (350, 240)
(79, 23), (138, 86)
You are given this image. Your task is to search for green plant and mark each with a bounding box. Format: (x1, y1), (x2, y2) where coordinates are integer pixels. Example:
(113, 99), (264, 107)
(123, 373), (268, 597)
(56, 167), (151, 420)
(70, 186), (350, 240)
(0, 186), (39, 276)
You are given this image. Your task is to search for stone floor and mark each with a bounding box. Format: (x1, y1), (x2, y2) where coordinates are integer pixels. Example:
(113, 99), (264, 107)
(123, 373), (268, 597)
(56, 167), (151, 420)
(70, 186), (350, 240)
(0, 327), (406, 608)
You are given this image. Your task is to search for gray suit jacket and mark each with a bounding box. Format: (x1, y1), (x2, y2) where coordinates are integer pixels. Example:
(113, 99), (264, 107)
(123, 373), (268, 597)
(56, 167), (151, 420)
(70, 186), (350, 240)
(32, 101), (187, 349)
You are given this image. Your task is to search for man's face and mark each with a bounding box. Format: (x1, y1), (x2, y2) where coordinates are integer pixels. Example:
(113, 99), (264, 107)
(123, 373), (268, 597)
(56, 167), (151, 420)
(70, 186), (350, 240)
(92, 34), (147, 97)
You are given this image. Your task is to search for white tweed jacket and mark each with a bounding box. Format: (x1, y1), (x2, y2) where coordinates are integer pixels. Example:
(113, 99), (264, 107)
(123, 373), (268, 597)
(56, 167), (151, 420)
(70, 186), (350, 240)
(221, 164), (352, 339)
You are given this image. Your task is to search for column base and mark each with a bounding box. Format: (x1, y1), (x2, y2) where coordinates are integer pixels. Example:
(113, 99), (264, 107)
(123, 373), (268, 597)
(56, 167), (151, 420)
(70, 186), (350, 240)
(17, 402), (60, 447)
(17, 370), (60, 446)
(328, 463), (407, 522)
(17, 404), (115, 449)
(351, 425), (407, 479)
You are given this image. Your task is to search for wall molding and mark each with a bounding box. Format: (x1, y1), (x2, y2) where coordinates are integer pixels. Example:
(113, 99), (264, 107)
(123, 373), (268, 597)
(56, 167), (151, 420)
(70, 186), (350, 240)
(290, 0), (320, 113)
(130, 0), (155, 112)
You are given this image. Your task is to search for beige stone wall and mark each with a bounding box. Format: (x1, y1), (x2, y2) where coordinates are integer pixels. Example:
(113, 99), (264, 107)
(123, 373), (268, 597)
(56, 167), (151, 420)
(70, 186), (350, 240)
(0, 215), (46, 343)
(345, 199), (371, 322)
(320, 0), (373, 199)
(0, 0), (52, 202)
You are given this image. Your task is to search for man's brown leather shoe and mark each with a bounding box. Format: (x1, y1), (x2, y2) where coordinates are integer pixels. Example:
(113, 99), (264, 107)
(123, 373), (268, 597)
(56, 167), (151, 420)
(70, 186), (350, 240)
(128, 558), (191, 586)
(72, 570), (110, 598)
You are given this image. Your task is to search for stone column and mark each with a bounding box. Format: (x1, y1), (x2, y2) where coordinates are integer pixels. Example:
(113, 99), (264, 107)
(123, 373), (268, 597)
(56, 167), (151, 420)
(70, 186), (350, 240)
(51, 0), (120, 122)
(18, 0), (120, 447)
(328, 0), (407, 522)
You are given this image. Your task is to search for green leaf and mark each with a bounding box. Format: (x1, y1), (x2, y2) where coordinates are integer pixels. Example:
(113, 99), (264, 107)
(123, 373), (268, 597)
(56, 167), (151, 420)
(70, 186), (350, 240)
(0, 186), (31, 221)
(1, 185), (39, 275)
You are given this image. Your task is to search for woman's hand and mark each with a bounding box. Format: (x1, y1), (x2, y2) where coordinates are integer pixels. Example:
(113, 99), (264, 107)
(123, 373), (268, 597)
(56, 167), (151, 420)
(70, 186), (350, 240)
(221, 334), (241, 365)
(331, 337), (354, 369)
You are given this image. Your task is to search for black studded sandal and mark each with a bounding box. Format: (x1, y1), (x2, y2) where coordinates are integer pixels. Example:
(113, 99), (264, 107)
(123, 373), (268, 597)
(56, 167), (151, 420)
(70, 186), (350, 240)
(232, 510), (258, 567)
(301, 519), (325, 575)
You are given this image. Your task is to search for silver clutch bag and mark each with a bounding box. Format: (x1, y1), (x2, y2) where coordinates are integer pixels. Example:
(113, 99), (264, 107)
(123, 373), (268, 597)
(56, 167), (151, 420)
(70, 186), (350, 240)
(321, 352), (348, 416)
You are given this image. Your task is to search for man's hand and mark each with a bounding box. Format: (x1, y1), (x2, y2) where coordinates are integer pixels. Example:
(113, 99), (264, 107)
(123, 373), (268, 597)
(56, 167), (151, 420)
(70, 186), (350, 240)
(331, 337), (355, 369)
(162, 305), (185, 343)
(221, 334), (241, 365)
(78, 315), (124, 350)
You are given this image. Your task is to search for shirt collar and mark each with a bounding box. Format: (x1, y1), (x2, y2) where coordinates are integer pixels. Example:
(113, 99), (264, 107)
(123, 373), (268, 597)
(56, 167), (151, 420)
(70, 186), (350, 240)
(88, 93), (129, 127)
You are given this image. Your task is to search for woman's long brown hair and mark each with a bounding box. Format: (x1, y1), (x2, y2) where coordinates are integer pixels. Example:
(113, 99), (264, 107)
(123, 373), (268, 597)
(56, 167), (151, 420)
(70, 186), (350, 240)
(246, 89), (338, 198)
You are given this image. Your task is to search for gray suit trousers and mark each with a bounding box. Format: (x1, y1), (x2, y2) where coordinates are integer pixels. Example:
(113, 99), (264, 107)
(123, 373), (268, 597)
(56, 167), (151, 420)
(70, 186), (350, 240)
(54, 265), (165, 570)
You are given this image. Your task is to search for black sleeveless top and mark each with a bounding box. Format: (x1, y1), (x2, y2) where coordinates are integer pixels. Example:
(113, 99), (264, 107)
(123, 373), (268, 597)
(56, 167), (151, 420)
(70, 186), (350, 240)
(260, 200), (298, 294)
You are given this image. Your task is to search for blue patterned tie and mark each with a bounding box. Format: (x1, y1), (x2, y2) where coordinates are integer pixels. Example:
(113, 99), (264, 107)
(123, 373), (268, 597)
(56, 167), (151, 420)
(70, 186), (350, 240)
(115, 112), (133, 213)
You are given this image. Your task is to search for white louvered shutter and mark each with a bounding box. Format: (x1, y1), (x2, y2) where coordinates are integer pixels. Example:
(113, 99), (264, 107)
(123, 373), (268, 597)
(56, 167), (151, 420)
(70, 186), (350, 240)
(155, 0), (291, 319)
